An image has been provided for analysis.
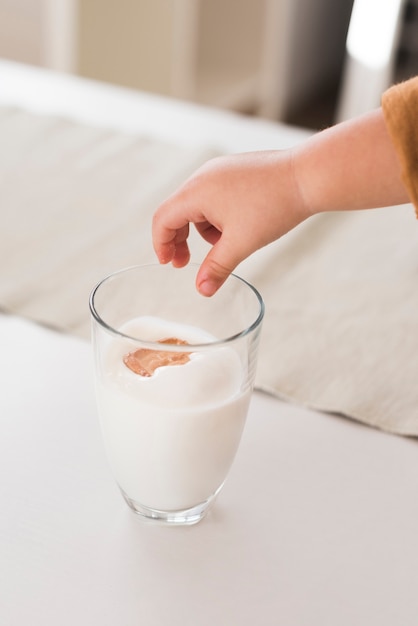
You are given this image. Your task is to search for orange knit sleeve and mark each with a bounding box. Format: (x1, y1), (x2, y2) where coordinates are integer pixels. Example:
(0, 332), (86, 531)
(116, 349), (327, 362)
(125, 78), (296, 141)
(382, 77), (418, 217)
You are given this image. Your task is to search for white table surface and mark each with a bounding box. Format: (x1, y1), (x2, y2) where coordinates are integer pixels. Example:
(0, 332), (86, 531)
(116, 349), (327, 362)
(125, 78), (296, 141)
(1, 61), (418, 625)
(2, 314), (418, 626)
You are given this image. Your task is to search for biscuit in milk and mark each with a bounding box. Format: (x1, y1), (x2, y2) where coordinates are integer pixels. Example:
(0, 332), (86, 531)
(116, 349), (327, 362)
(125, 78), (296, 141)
(123, 337), (190, 377)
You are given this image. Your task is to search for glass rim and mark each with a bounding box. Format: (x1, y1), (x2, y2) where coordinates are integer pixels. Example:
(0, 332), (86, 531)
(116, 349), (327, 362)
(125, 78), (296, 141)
(89, 263), (264, 350)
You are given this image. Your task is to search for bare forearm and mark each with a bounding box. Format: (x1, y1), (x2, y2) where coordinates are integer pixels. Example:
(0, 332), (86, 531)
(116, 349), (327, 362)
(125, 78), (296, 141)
(293, 109), (410, 216)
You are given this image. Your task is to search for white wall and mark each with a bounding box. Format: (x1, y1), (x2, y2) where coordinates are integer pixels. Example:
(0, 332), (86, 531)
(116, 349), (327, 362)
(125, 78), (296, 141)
(0, 0), (354, 120)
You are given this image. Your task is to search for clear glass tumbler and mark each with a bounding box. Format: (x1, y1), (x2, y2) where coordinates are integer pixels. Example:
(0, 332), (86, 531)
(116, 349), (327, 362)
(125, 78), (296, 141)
(89, 264), (264, 525)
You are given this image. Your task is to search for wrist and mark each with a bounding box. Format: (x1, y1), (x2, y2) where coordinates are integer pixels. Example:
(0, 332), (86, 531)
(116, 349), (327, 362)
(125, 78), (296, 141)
(288, 144), (321, 219)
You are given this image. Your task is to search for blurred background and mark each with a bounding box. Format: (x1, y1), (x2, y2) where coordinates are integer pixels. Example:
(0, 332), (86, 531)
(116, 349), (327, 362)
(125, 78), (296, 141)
(1, 0), (418, 130)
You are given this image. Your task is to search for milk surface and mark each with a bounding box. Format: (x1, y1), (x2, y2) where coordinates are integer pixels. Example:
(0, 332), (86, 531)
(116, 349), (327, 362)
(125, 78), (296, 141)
(96, 316), (250, 511)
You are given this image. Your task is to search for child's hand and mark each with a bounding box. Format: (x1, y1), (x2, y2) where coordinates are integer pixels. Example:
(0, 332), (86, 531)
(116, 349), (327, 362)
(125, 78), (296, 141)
(152, 151), (309, 296)
(152, 110), (409, 296)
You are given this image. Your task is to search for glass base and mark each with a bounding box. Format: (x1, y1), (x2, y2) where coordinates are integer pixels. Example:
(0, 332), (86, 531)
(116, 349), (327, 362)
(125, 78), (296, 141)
(120, 488), (219, 526)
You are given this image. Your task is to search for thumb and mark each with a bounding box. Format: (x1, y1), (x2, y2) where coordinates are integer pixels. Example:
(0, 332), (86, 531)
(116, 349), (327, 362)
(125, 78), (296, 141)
(196, 239), (243, 297)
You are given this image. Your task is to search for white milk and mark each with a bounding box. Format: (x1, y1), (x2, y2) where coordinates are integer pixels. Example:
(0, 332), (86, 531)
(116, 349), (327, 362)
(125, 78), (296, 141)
(96, 316), (250, 511)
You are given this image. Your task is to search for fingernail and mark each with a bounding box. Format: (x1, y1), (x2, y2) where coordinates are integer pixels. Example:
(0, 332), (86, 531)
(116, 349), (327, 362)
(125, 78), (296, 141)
(197, 278), (217, 297)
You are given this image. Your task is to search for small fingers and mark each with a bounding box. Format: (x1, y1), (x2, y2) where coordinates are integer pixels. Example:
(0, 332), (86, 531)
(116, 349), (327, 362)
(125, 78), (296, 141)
(171, 238), (191, 267)
(152, 210), (190, 266)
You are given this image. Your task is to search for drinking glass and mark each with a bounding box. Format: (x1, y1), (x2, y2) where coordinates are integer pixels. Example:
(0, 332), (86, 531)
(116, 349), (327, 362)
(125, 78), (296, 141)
(89, 264), (264, 525)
